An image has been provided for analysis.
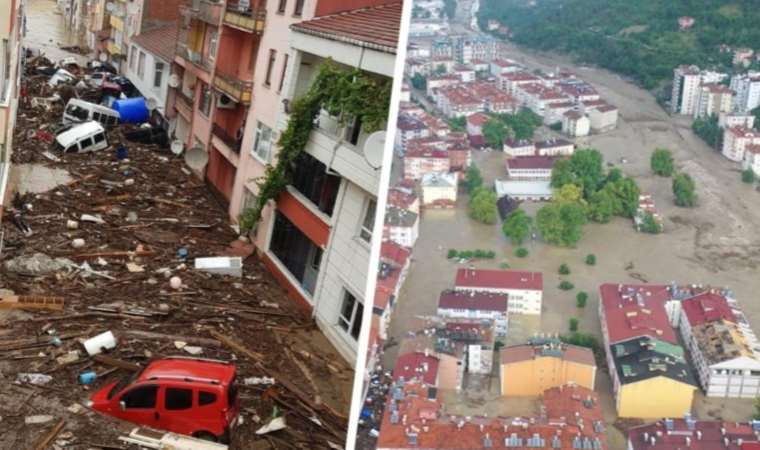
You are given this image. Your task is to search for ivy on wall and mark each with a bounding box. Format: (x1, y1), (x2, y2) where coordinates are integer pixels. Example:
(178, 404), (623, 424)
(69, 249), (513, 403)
(239, 59), (392, 233)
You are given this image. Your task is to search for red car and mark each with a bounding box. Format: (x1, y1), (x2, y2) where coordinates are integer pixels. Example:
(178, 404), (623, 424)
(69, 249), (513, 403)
(88, 357), (240, 442)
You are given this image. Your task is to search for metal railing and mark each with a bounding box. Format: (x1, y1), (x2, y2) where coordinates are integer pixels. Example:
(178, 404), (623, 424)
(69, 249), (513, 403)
(213, 69), (253, 104)
(224, 2), (266, 33)
(212, 123), (242, 153)
(177, 42), (213, 72)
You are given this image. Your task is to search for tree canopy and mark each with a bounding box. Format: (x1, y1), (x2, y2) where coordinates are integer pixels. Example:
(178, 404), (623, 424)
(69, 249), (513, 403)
(536, 202), (587, 247)
(673, 172), (697, 207)
(469, 187), (499, 224)
(465, 164), (484, 193)
(483, 118), (508, 148)
(651, 148), (674, 176)
(692, 115), (721, 149)
(502, 209), (533, 245)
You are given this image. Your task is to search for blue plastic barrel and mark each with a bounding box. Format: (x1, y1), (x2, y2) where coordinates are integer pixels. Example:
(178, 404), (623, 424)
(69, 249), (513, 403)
(112, 97), (149, 124)
(79, 371), (97, 385)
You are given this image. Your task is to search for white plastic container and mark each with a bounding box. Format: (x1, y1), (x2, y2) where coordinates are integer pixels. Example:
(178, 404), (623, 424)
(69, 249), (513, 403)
(83, 331), (117, 356)
(194, 257), (243, 277)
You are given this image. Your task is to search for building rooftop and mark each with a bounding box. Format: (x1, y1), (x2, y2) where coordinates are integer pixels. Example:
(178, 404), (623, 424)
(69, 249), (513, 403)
(504, 138), (535, 149)
(131, 23), (179, 62)
(393, 351), (440, 385)
(386, 187), (418, 211)
(384, 206), (419, 228)
(290, 2), (402, 54)
(397, 114), (428, 131)
(599, 283), (677, 345)
(500, 340), (595, 367)
(611, 336), (696, 387)
(627, 418), (759, 450)
(682, 292), (737, 326)
(535, 138), (574, 149)
(507, 155), (557, 170)
(467, 112), (490, 127)
(421, 171), (457, 188)
(691, 319), (756, 366)
(438, 289), (509, 313)
(455, 268), (543, 292)
(494, 179), (553, 198)
(381, 240), (412, 267)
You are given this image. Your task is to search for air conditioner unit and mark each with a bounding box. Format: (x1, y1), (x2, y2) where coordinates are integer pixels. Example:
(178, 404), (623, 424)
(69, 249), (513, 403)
(216, 94), (236, 109)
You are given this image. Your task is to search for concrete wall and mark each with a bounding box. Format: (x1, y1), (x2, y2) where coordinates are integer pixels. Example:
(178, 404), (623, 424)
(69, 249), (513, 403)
(500, 357), (595, 396)
(617, 377), (695, 419)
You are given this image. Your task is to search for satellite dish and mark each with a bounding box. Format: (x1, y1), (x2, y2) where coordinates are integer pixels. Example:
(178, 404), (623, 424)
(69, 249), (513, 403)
(170, 140), (184, 155)
(146, 97), (158, 111)
(98, 52), (108, 62)
(363, 131), (386, 169)
(168, 74), (180, 88)
(105, 2), (115, 12)
(184, 146), (208, 171)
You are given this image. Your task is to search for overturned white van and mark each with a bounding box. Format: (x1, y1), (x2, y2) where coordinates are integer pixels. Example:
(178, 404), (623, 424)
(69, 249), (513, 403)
(55, 121), (109, 154)
(63, 99), (120, 127)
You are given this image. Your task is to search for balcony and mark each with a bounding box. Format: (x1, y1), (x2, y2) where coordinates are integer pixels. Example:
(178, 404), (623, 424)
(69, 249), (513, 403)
(107, 39), (123, 55)
(223, 2), (266, 34)
(213, 70), (253, 104)
(109, 15), (124, 31)
(177, 42), (213, 72)
(180, 0), (223, 25)
(175, 90), (194, 118)
(212, 123), (242, 153)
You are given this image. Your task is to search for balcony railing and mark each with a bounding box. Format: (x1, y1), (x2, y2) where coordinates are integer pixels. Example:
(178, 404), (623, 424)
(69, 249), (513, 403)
(175, 90), (194, 117)
(180, 0), (223, 25)
(223, 2), (266, 34)
(109, 15), (124, 31)
(213, 70), (253, 104)
(107, 39), (123, 55)
(177, 42), (213, 72)
(212, 123), (242, 153)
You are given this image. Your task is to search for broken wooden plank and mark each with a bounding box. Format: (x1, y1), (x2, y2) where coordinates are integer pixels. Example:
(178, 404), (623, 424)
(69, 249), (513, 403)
(71, 249), (156, 260)
(33, 418), (65, 450)
(120, 330), (220, 347)
(208, 330), (264, 362)
(93, 354), (141, 372)
(0, 295), (64, 312)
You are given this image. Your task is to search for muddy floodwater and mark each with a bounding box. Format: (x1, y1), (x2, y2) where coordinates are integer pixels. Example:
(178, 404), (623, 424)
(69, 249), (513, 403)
(25, 0), (87, 63)
(384, 40), (760, 450)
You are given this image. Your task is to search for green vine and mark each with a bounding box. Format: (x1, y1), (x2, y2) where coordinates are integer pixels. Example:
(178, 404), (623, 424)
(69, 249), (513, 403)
(239, 59), (392, 232)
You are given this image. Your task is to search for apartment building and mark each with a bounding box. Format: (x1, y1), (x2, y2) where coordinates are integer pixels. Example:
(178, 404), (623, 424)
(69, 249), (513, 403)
(384, 206), (419, 248)
(499, 338), (596, 396)
(403, 146), (450, 180)
(454, 268), (543, 315)
(437, 289), (509, 336)
(671, 65), (727, 115)
(395, 114), (430, 153)
(586, 103), (619, 132)
(420, 171), (457, 208)
(719, 111), (756, 129)
(722, 126), (760, 162)
(599, 283), (697, 419)
(627, 417), (760, 450)
(676, 291), (760, 398)
(503, 138), (536, 157)
(562, 110), (590, 137)
(730, 73), (760, 112)
(506, 156), (556, 181)
(0, 0), (23, 228)
(694, 83), (733, 119)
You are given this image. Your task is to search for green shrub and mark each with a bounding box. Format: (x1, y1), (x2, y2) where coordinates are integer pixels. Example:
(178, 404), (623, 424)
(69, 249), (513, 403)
(485, 250), (496, 259)
(742, 169), (756, 184)
(460, 250), (474, 259)
(559, 281), (574, 291)
(559, 263), (570, 275)
(576, 291), (588, 308)
(515, 247), (529, 258)
(585, 254), (596, 266)
(447, 249), (458, 259)
(569, 318), (579, 332)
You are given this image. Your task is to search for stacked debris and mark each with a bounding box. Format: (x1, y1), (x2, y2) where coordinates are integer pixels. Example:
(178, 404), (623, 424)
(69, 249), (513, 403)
(0, 53), (352, 449)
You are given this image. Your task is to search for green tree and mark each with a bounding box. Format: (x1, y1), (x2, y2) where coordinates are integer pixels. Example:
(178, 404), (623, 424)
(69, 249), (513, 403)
(639, 212), (662, 234)
(559, 263), (570, 275)
(435, 64), (447, 75)
(692, 115), (721, 149)
(673, 173), (697, 207)
(502, 209), (533, 245)
(559, 280), (575, 290)
(483, 118), (507, 149)
(469, 187), (498, 224)
(588, 188), (616, 223)
(515, 247), (529, 257)
(585, 254), (596, 265)
(568, 149), (605, 198)
(551, 159), (577, 188)
(448, 116), (467, 132)
(465, 164), (484, 193)
(753, 106), (760, 132)
(536, 202), (587, 247)
(605, 167), (623, 184)
(651, 148), (674, 177)
(604, 177), (641, 218)
(742, 169), (756, 184)
(576, 291), (588, 308)
(569, 318), (579, 332)
(411, 73), (427, 91)
(554, 183), (585, 205)
(447, 249), (458, 259)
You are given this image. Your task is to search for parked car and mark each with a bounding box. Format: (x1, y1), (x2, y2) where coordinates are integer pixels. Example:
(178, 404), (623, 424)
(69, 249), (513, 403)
(110, 76), (138, 97)
(54, 121), (108, 153)
(87, 70), (112, 88)
(63, 99), (120, 127)
(88, 357), (240, 442)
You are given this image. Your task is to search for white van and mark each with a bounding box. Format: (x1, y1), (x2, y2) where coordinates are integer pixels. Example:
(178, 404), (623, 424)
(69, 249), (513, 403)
(63, 99), (120, 127)
(55, 121), (109, 154)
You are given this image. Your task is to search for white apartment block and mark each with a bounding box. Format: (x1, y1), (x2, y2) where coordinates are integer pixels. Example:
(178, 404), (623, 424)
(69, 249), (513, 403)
(722, 126), (760, 162)
(694, 84), (733, 119)
(672, 65), (727, 115)
(743, 147), (760, 176)
(420, 171), (458, 207)
(395, 114), (431, 153)
(383, 206), (419, 248)
(730, 73), (760, 112)
(437, 289), (509, 335)
(562, 111), (591, 137)
(453, 268), (543, 315)
(674, 291), (760, 398)
(587, 105), (619, 132)
(503, 139), (536, 157)
(719, 112), (756, 129)
(403, 148), (450, 180)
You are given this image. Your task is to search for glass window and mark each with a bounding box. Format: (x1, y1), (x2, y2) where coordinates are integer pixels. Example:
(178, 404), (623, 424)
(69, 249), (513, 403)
(80, 137), (93, 149)
(252, 121), (273, 163)
(165, 388), (193, 410)
(294, 0), (305, 16)
(122, 385), (158, 409)
(154, 62), (165, 88)
(128, 46), (136, 71)
(338, 290), (363, 340)
(346, 115), (363, 146)
(290, 152), (341, 216)
(227, 376), (237, 408)
(360, 199), (376, 242)
(93, 133), (105, 144)
(277, 0), (287, 13)
(264, 49), (276, 86)
(199, 391), (217, 406)
(137, 51), (146, 78)
(278, 54), (289, 93)
(200, 83), (212, 116)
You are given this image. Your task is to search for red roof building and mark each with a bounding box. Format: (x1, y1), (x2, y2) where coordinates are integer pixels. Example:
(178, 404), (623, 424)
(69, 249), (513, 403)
(598, 283), (677, 345)
(131, 24), (179, 62)
(681, 292), (737, 326)
(627, 418), (758, 450)
(393, 352), (440, 385)
(438, 289), (509, 313)
(455, 268), (543, 292)
(380, 240), (412, 268)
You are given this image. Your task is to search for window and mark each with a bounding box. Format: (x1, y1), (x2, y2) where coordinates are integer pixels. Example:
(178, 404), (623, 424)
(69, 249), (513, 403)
(360, 199), (376, 242)
(290, 152), (341, 216)
(208, 30), (218, 60)
(81, 137), (93, 149)
(345, 115), (363, 146)
(269, 212), (322, 296)
(165, 388), (193, 410)
(294, 0), (305, 16)
(122, 385), (158, 409)
(137, 51), (146, 79)
(93, 112), (101, 122)
(154, 62), (165, 88)
(252, 122), (273, 163)
(242, 188), (258, 211)
(228, 376), (238, 408)
(338, 290), (363, 340)
(129, 45), (136, 71)
(264, 49), (276, 86)
(199, 83), (212, 116)
(277, 0), (287, 13)
(199, 391), (217, 406)
(93, 133), (106, 144)
(278, 54), (289, 93)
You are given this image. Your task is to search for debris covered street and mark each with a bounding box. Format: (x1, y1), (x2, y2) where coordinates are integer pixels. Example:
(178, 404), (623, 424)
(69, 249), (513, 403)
(0, 12), (352, 450)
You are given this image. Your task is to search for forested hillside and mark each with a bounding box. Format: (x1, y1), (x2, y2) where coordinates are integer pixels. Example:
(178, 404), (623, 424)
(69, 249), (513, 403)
(478, 0), (760, 88)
